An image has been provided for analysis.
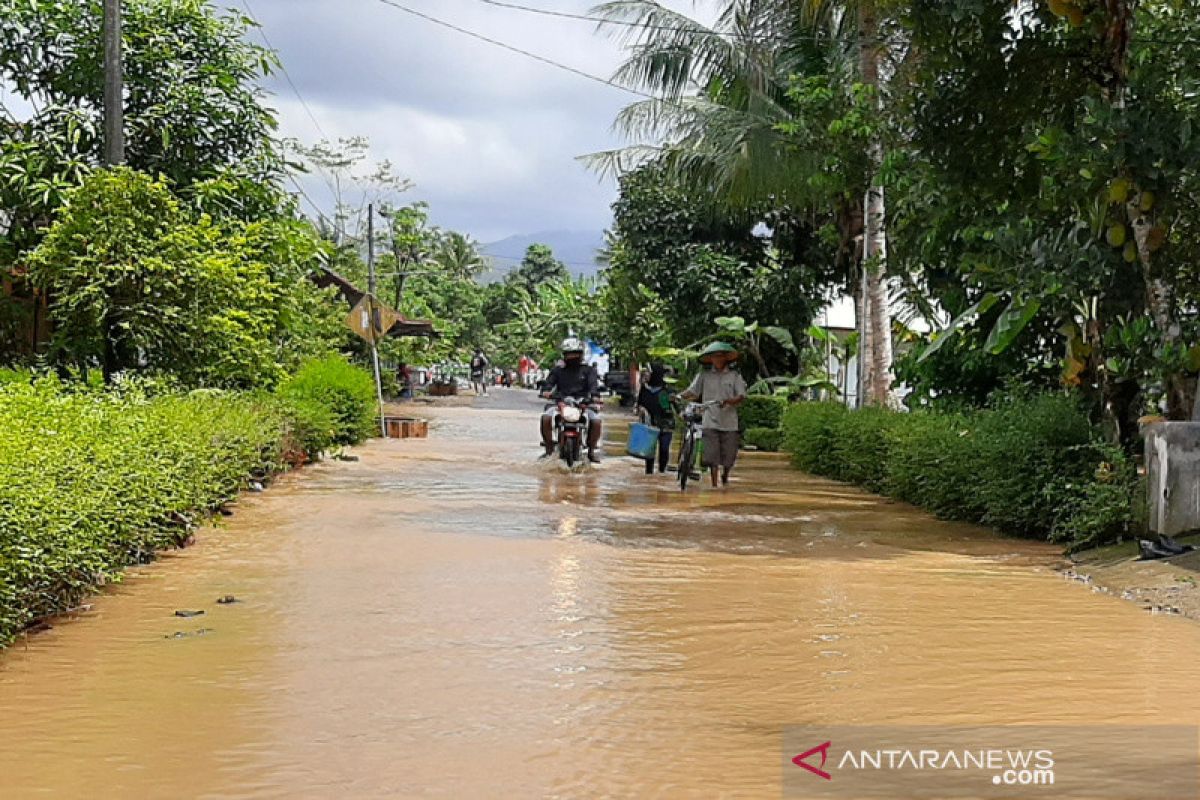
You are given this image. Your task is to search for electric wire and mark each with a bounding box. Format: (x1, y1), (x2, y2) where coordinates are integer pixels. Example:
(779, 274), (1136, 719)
(241, 0), (332, 142)
(470, 0), (1200, 49)
(372, 0), (663, 101)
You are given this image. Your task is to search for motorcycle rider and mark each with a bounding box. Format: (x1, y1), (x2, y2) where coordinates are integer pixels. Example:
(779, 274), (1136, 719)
(540, 337), (603, 463)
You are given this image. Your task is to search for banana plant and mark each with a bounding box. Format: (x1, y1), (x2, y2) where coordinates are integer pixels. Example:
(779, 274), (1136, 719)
(917, 293), (1042, 363)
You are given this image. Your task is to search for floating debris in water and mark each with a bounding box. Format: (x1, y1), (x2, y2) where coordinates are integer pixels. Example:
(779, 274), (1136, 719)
(165, 628), (214, 639)
(174, 609), (205, 618)
(216, 595), (240, 605)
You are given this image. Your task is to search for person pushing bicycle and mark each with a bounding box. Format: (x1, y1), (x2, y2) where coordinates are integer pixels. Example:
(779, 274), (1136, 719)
(678, 342), (746, 488)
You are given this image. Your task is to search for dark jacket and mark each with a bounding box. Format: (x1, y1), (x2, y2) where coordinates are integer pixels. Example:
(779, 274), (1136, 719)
(637, 385), (675, 430)
(544, 362), (599, 400)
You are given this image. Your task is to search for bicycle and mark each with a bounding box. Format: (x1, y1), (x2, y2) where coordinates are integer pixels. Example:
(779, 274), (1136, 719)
(675, 400), (719, 492)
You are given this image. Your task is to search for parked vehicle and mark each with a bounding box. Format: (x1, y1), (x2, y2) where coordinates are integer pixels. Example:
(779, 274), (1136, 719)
(604, 368), (635, 406)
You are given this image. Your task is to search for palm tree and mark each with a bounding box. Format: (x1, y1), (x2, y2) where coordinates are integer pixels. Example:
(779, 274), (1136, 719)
(589, 0), (897, 405)
(436, 231), (486, 280)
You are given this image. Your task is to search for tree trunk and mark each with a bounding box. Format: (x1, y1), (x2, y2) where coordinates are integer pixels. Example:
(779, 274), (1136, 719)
(1127, 194), (1188, 418)
(865, 182), (892, 406)
(859, 0), (893, 407)
(856, 264), (870, 409)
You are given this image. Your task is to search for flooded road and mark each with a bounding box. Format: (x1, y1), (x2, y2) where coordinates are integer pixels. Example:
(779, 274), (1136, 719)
(3, 389), (1200, 798)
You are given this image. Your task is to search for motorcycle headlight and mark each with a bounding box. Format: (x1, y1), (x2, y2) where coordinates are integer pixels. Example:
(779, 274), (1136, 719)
(561, 407), (583, 423)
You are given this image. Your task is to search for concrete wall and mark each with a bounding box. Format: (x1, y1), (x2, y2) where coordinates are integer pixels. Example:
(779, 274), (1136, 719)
(1145, 422), (1200, 535)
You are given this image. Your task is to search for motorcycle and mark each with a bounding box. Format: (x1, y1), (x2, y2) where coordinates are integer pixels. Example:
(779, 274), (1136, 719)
(553, 397), (591, 468)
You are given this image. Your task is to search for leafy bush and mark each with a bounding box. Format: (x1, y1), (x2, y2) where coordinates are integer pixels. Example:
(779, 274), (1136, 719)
(744, 427), (784, 452)
(740, 395), (789, 430)
(885, 410), (986, 521)
(278, 394), (338, 460)
(827, 405), (899, 491)
(1048, 444), (1139, 552)
(780, 395), (1138, 548)
(0, 380), (290, 644)
(26, 168), (343, 388)
(0, 357), (381, 645)
(279, 356), (377, 446)
(782, 401), (848, 475)
(971, 394), (1097, 537)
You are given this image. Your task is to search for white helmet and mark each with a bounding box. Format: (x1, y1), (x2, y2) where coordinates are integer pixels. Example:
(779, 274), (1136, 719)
(560, 337), (584, 355)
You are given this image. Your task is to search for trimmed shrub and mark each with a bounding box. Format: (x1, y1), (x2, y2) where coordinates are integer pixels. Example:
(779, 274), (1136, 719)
(780, 395), (1138, 549)
(885, 410), (985, 521)
(782, 401), (847, 475)
(0, 380), (290, 644)
(0, 359), (380, 646)
(744, 427), (785, 452)
(279, 355), (376, 446)
(279, 394), (339, 461)
(827, 405), (899, 491)
(972, 394), (1096, 537)
(1048, 443), (1139, 552)
(740, 395), (789, 431)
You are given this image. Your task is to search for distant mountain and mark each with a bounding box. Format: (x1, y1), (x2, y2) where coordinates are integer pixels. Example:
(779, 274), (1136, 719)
(479, 230), (606, 283)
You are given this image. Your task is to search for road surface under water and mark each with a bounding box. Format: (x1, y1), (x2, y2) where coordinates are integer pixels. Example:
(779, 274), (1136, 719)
(2, 389), (1200, 798)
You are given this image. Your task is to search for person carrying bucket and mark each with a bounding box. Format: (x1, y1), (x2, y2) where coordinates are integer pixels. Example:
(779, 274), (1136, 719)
(636, 363), (675, 475)
(679, 342), (746, 488)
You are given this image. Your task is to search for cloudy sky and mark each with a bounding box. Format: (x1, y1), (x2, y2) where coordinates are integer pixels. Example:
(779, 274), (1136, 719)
(244, 0), (688, 243)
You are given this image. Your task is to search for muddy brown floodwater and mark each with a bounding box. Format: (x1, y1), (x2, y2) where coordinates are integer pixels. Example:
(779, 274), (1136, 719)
(3, 390), (1200, 798)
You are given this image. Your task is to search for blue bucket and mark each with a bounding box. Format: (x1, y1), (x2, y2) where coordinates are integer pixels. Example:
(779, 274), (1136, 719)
(626, 422), (660, 459)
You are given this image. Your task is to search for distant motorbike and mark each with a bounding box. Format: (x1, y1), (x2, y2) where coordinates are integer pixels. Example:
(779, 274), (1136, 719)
(552, 397), (591, 468)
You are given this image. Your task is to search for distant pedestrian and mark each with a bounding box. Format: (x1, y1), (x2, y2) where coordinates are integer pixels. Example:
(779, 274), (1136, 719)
(396, 361), (413, 399)
(636, 363), (675, 475)
(470, 348), (490, 396)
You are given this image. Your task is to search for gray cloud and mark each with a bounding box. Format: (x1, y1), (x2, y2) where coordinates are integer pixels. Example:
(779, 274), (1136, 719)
(243, 0), (659, 241)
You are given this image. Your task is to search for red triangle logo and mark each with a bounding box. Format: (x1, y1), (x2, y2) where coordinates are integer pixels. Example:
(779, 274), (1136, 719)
(793, 741), (832, 780)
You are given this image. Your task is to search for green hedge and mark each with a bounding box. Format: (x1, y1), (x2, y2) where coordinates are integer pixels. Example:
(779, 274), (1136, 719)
(740, 395), (789, 430)
(744, 427), (784, 452)
(279, 355), (377, 446)
(0, 357), (376, 645)
(782, 395), (1137, 549)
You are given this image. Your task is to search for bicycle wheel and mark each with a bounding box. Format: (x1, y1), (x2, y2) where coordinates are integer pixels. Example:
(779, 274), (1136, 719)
(678, 434), (694, 492)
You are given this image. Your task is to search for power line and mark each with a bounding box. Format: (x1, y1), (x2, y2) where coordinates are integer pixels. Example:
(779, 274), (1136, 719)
(372, 0), (662, 101)
(472, 0), (1200, 49)
(241, 0), (332, 142)
(286, 173), (334, 224)
(470, 0), (864, 45)
(240, 0), (342, 226)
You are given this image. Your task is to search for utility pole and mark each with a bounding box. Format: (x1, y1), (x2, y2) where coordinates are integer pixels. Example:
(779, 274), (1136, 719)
(102, 0), (125, 165)
(367, 204), (387, 437)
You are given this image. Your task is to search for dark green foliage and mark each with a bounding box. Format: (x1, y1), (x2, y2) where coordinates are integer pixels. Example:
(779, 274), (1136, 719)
(279, 356), (377, 446)
(744, 427), (784, 452)
(781, 401), (847, 475)
(826, 406), (898, 492)
(507, 244), (570, 296)
(1048, 444), (1140, 553)
(781, 396), (1138, 548)
(740, 395), (789, 431)
(0, 0), (286, 266)
(885, 411), (985, 521)
(970, 394), (1096, 537)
